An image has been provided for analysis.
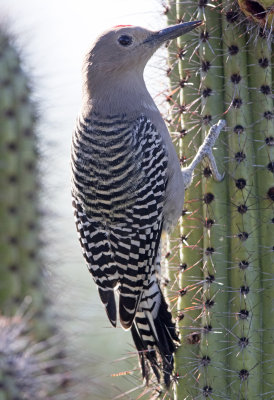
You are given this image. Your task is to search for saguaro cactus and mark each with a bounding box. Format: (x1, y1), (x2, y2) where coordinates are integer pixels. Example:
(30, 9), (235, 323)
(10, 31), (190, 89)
(165, 0), (273, 398)
(0, 24), (50, 338)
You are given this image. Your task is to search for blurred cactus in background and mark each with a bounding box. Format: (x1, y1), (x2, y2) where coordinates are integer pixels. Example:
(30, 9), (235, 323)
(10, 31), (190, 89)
(0, 23), (73, 400)
(163, 0), (273, 398)
(0, 23), (51, 339)
(0, 311), (70, 400)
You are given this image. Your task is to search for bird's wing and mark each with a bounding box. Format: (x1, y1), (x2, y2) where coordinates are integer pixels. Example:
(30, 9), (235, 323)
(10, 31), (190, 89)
(72, 114), (168, 328)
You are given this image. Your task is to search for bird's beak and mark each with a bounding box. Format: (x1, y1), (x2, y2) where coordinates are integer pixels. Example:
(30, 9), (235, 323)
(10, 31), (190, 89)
(144, 21), (202, 46)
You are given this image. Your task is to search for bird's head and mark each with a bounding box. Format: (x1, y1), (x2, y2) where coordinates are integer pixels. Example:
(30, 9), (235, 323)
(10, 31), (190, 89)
(82, 21), (202, 113)
(84, 21), (202, 76)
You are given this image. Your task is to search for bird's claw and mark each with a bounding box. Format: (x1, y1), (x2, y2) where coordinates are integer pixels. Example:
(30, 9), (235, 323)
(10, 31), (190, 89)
(206, 150), (225, 182)
(182, 119), (226, 188)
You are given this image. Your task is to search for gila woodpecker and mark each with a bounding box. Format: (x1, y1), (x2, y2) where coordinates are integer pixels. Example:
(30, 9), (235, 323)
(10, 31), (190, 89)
(71, 22), (225, 386)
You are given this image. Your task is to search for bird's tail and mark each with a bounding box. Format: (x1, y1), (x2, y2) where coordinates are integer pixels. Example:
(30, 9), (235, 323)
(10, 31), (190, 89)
(130, 279), (179, 386)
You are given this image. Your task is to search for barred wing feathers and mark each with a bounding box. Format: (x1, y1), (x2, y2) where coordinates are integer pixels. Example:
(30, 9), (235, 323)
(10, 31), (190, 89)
(72, 114), (179, 384)
(71, 114), (167, 328)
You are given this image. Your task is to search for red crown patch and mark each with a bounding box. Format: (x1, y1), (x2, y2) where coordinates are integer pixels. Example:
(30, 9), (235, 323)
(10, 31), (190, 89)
(113, 25), (133, 28)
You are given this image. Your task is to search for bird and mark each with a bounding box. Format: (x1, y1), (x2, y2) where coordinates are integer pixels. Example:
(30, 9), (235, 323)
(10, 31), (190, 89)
(71, 20), (217, 387)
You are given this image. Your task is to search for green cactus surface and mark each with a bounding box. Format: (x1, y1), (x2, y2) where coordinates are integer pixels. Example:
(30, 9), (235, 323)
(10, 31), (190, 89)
(164, 0), (274, 399)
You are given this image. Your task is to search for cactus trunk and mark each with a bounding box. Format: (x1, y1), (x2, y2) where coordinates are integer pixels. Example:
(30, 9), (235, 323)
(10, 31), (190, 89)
(165, 0), (273, 398)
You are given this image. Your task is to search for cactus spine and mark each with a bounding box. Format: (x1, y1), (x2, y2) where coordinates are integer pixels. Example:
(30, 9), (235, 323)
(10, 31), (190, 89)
(165, 0), (273, 398)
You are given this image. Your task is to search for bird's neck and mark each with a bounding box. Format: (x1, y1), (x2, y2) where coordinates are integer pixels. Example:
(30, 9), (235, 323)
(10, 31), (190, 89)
(81, 69), (157, 118)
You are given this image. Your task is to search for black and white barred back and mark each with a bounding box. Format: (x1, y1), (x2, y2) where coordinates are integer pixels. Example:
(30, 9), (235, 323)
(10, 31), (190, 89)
(71, 113), (179, 385)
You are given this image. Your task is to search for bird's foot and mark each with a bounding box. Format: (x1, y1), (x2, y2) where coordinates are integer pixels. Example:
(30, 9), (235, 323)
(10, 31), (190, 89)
(182, 119), (226, 188)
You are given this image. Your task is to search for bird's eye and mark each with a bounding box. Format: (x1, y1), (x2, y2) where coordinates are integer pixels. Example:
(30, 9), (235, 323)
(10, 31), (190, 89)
(118, 35), (133, 46)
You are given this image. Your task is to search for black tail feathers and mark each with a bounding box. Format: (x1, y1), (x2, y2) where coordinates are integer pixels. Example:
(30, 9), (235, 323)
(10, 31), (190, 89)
(131, 290), (179, 386)
(98, 288), (117, 327)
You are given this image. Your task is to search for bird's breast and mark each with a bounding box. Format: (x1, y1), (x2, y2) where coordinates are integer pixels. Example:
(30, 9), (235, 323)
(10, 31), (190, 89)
(71, 114), (149, 222)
